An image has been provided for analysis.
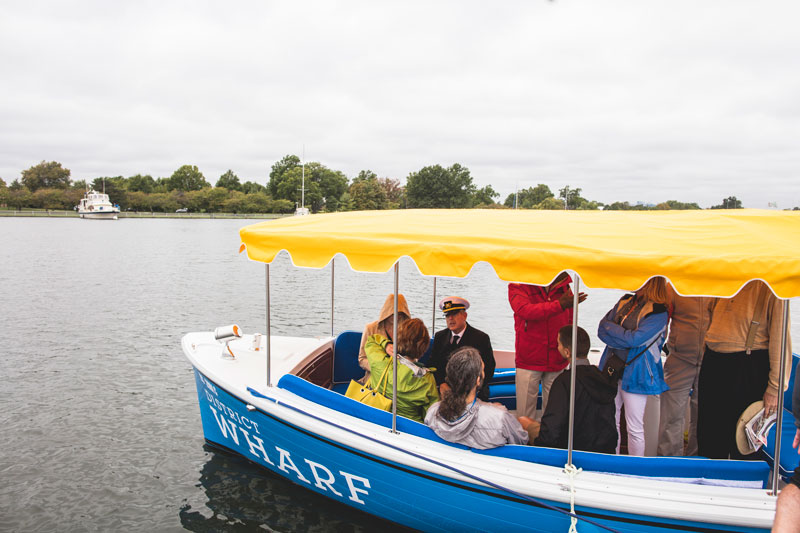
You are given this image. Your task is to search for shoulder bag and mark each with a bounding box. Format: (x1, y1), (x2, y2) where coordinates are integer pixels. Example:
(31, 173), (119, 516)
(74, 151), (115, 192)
(603, 333), (662, 384)
(345, 359), (393, 411)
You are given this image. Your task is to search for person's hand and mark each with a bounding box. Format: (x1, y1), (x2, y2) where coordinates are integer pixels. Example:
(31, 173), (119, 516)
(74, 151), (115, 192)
(763, 389), (778, 417)
(386, 343), (394, 356)
(793, 428), (800, 453)
(559, 292), (588, 310)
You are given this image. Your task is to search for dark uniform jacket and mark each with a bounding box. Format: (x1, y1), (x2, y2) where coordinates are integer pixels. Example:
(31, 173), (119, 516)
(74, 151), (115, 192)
(534, 360), (618, 454)
(429, 323), (495, 401)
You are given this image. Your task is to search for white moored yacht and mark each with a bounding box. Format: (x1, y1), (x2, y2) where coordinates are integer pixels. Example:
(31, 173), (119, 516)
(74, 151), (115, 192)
(77, 189), (120, 220)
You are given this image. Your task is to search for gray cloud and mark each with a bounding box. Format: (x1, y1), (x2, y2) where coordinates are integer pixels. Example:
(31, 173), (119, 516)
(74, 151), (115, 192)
(1, 0), (798, 207)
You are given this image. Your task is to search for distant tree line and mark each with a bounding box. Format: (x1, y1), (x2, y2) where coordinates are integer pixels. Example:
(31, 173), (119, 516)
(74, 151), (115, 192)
(0, 159), (792, 213)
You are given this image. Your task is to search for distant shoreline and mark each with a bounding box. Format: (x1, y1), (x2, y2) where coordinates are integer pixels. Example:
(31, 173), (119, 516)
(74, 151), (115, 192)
(0, 209), (288, 220)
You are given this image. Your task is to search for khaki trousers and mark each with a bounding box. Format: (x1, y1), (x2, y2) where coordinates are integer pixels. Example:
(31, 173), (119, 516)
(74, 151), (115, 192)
(515, 368), (561, 419)
(657, 354), (701, 456)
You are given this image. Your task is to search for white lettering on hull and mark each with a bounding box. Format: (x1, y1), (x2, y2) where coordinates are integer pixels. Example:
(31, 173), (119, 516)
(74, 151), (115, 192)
(203, 392), (372, 505)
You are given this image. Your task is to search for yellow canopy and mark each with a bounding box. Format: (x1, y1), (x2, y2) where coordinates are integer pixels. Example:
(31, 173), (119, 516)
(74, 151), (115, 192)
(239, 209), (800, 298)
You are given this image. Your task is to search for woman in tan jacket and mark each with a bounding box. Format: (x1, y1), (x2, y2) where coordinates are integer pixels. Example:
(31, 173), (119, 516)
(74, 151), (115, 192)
(358, 294), (411, 383)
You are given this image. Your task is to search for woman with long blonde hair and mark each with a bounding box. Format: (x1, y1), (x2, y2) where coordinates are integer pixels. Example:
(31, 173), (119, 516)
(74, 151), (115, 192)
(598, 277), (670, 456)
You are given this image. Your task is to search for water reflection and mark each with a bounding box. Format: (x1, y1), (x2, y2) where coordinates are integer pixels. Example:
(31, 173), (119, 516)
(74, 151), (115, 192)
(180, 445), (411, 533)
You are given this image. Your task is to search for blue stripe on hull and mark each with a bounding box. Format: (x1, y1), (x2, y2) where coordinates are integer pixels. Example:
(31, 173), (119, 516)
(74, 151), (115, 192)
(191, 368), (767, 533)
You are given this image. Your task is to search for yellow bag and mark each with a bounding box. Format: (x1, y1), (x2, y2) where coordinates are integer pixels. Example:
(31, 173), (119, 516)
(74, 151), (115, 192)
(345, 362), (392, 411)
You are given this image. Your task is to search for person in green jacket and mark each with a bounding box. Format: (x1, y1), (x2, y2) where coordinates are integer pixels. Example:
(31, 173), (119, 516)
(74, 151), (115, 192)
(365, 318), (439, 422)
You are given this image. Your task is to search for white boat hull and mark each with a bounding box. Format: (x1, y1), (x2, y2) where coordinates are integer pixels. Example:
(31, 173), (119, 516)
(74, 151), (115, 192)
(79, 211), (118, 220)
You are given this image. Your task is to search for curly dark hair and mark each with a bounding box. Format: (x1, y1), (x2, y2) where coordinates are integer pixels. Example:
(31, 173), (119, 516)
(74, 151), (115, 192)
(438, 347), (482, 421)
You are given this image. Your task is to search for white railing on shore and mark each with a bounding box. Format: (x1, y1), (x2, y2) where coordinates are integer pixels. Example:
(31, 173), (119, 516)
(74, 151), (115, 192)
(0, 209), (287, 219)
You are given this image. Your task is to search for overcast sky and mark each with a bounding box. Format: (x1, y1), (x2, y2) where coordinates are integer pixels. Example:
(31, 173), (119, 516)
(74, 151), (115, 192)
(2, 0), (799, 208)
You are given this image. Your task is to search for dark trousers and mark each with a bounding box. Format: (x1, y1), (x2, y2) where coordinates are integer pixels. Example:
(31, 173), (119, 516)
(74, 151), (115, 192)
(697, 347), (769, 459)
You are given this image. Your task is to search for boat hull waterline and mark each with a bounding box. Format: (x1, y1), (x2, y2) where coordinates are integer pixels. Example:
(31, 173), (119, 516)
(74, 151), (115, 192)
(190, 366), (768, 533)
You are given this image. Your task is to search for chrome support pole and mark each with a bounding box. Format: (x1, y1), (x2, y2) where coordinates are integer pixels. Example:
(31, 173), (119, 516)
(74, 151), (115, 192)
(330, 259), (335, 337)
(431, 277), (437, 335)
(392, 263), (399, 434)
(771, 300), (791, 494)
(265, 263), (272, 388)
(567, 273), (580, 467)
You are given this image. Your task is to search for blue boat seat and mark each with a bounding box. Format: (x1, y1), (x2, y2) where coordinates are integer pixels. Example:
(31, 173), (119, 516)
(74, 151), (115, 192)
(760, 353), (800, 480)
(332, 330), (363, 386)
(331, 332), (524, 409)
(492, 368), (516, 384)
(273, 374), (769, 488)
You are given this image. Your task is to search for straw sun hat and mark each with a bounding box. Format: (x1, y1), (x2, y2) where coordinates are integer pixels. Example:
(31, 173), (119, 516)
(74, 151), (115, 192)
(735, 400), (765, 455)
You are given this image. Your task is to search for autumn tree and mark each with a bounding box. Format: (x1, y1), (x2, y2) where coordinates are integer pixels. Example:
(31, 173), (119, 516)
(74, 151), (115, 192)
(349, 170), (388, 211)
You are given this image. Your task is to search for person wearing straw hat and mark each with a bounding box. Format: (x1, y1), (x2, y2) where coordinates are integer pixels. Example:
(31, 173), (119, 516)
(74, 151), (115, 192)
(429, 296), (495, 402)
(697, 280), (792, 459)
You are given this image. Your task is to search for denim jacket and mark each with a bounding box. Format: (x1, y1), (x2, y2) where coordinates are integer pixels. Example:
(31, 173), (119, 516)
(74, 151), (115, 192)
(598, 296), (669, 395)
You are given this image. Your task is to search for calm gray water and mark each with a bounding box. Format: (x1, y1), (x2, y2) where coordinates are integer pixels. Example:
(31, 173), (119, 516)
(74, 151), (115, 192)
(1, 218), (797, 532)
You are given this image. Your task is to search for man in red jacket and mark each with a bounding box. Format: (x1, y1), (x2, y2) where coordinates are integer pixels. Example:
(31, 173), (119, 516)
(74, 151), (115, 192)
(508, 273), (586, 419)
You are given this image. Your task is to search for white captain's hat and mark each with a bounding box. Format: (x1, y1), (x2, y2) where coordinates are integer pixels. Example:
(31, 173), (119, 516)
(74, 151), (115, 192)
(439, 296), (470, 316)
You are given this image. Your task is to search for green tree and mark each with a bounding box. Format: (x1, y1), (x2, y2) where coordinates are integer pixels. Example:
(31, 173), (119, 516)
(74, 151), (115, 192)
(128, 174), (156, 193)
(271, 199), (295, 214)
(223, 190), (248, 213)
(472, 185), (499, 207)
(0, 178), (7, 206)
(272, 161), (348, 212)
(242, 181), (267, 195)
(559, 185), (583, 210)
(216, 169), (242, 191)
(91, 177), (127, 206)
(535, 197), (566, 210)
(665, 200), (701, 210)
(21, 161), (71, 192)
(31, 188), (71, 209)
(268, 155), (301, 196)
(244, 193), (272, 213)
(504, 184), (554, 208)
(167, 165), (209, 191)
(406, 163), (476, 208)
(9, 179), (23, 191)
(710, 196), (743, 209)
(7, 187), (32, 209)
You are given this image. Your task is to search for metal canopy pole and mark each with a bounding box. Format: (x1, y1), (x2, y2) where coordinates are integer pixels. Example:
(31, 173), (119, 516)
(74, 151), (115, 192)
(431, 277), (437, 334)
(265, 263), (272, 388)
(330, 259), (335, 337)
(392, 263), (399, 434)
(771, 300), (791, 494)
(567, 273), (580, 467)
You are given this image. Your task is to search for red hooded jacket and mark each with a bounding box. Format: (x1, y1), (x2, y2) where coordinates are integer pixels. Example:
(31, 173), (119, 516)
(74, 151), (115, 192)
(508, 277), (574, 372)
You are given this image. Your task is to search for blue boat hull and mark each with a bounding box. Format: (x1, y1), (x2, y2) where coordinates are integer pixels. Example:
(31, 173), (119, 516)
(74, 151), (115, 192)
(192, 368), (767, 533)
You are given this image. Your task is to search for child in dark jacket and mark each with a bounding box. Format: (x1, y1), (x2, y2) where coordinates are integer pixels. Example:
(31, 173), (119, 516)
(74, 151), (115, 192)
(524, 325), (618, 454)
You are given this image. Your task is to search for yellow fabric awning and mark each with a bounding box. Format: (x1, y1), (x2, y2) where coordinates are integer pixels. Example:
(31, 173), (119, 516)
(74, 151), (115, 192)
(239, 209), (800, 298)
